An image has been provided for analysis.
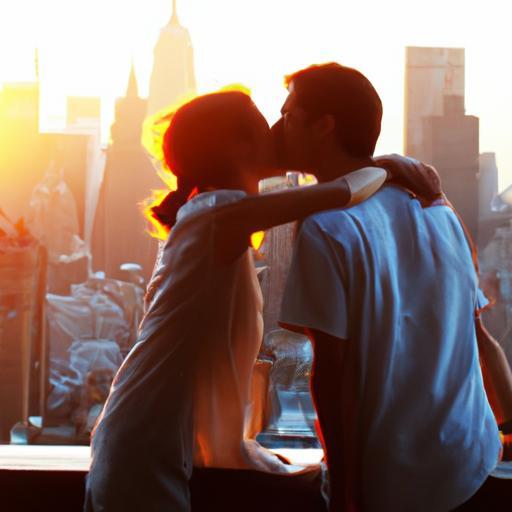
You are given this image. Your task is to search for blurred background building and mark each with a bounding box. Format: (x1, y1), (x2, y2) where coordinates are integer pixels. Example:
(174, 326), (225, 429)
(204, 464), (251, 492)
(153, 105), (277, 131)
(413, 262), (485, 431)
(147, 0), (196, 116)
(404, 47), (479, 242)
(91, 63), (160, 281)
(0, 1), (200, 442)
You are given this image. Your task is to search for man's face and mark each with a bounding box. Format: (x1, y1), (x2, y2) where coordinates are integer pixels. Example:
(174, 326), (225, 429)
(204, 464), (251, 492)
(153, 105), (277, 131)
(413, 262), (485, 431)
(272, 82), (316, 172)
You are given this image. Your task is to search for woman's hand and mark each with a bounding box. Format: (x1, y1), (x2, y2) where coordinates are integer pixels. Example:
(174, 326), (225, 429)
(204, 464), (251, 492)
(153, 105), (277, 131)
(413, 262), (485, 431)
(374, 154), (443, 202)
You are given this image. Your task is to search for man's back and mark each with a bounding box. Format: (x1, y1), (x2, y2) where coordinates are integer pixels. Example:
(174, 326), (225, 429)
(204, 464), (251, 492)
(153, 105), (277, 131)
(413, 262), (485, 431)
(280, 185), (501, 511)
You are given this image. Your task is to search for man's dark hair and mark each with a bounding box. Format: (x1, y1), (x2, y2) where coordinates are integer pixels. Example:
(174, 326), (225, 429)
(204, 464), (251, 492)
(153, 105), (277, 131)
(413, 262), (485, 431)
(285, 63), (382, 157)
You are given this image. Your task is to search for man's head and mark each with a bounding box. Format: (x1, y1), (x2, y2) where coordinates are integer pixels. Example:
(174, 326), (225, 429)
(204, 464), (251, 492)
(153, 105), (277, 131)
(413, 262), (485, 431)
(273, 63), (383, 177)
(163, 89), (274, 194)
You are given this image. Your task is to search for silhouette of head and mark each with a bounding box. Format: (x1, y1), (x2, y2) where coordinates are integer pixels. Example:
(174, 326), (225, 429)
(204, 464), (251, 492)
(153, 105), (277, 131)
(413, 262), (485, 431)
(272, 62), (382, 177)
(152, 90), (273, 229)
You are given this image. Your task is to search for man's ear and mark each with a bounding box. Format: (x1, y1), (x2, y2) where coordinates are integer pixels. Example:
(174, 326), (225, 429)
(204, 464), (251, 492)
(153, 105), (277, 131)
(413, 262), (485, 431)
(312, 114), (336, 138)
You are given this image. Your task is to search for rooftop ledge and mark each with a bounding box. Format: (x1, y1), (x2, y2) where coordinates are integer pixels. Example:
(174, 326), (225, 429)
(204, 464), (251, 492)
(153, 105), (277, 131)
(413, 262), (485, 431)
(0, 444), (325, 472)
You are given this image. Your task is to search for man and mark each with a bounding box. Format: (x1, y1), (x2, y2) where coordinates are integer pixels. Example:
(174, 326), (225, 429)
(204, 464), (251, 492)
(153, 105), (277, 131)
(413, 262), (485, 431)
(274, 63), (511, 511)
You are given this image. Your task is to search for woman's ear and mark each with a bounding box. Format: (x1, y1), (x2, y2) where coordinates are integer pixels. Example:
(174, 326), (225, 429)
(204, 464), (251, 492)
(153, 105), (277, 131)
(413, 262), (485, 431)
(312, 114), (336, 138)
(234, 139), (257, 167)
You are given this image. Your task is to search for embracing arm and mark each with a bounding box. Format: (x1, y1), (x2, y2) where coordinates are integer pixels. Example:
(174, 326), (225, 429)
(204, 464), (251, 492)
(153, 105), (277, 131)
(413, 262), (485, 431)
(214, 167), (386, 238)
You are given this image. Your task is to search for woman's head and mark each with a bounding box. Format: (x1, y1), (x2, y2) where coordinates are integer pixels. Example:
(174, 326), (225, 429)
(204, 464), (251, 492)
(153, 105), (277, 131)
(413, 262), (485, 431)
(150, 89), (274, 231)
(164, 90), (273, 193)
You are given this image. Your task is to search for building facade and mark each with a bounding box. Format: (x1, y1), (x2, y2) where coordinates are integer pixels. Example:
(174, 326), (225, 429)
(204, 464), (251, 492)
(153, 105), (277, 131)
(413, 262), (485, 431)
(147, 0), (196, 117)
(405, 47), (480, 242)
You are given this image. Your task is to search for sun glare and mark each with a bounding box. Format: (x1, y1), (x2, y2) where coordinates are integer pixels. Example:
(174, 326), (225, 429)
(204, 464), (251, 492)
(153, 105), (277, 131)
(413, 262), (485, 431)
(0, 0), (511, 188)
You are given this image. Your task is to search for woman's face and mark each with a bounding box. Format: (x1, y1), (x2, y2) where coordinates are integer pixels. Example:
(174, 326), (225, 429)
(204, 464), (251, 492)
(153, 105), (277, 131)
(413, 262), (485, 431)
(170, 95), (277, 193)
(235, 103), (277, 189)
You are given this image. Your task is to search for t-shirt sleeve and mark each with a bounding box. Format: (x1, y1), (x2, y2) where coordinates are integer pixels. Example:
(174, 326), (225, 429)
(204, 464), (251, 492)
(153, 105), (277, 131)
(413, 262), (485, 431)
(475, 287), (491, 317)
(279, 217), (349, 340)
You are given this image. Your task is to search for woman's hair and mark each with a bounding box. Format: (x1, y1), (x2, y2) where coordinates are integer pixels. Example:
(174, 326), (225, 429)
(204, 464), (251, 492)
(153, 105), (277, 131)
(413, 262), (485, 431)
(285, 62), (382, 158)
(149, 90), (259, 231)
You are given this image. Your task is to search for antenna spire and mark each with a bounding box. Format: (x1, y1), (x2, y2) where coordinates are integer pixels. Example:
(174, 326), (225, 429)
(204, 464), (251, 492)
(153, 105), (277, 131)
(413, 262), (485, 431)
(35, 48), (40, 81)
(170, 0), (179, 24)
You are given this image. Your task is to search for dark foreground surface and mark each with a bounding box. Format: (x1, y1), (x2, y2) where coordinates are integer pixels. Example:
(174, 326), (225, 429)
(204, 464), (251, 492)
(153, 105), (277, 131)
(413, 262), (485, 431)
(0, 446), (510, 511)
(1, 467), (326, 512)
(0, 466), (511, 512)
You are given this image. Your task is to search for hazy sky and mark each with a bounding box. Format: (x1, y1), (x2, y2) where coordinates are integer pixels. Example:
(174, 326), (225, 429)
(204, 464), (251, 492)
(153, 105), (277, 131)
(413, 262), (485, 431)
(1, 0), (511, 188)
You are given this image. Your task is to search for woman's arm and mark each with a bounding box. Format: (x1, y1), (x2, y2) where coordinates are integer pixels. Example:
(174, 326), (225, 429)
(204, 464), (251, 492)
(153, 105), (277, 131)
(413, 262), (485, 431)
(214, 167), (386, 237)
(211, 167), (385, 263)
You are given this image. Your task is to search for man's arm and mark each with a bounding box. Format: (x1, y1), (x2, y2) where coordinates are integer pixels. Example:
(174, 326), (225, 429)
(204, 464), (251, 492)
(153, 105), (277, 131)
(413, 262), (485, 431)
(475, 317), (512, 432)
(307, 328), (358, 512)
(278, 214), (356, 505)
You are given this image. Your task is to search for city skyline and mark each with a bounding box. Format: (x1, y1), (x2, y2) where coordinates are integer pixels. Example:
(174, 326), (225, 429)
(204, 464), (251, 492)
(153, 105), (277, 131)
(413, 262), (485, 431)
(1, 0), (511, 188)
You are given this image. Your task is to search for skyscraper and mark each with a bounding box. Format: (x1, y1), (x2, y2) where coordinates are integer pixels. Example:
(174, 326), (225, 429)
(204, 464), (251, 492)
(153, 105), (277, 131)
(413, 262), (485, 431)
(404, 47), (465, 161)
(404, 47), (480, 242)
(147, 0), (196, 117)
(479, 153), (499, 219)
(0, 50), (93, 227)
(92, 62), (160, 281)
(66, 96), (101, 132)
(0, 55), (44, 220)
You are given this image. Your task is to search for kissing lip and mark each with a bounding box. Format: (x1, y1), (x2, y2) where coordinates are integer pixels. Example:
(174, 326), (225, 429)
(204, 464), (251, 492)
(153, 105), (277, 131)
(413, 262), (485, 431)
(269, 117), (288, 172)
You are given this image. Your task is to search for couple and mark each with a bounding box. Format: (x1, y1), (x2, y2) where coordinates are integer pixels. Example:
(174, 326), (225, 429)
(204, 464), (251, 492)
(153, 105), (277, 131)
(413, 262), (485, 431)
(85, 63), (511, 512)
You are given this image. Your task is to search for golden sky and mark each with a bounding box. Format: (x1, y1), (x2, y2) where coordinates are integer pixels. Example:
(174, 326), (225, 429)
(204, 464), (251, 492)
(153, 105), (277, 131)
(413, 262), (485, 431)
(1, 0), (511, 188)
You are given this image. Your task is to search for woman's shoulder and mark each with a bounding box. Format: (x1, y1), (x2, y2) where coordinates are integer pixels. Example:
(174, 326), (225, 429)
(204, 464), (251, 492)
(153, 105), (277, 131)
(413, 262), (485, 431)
(175, 189), (247, 224)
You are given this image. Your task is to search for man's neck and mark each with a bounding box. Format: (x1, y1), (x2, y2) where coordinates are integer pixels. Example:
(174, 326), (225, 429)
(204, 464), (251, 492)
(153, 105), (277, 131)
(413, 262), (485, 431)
(314, 153), (375, 183)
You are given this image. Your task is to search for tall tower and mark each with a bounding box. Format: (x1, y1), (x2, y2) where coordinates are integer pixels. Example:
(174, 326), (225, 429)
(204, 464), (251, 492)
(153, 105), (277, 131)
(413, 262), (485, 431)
(92, 62), (161, 281)
(404, 47), (480, 242)
(0, 50), (44, 220)
(404, 47), (465, 160)
(479, 153), (499, 219)
(147, 0), (196, 116)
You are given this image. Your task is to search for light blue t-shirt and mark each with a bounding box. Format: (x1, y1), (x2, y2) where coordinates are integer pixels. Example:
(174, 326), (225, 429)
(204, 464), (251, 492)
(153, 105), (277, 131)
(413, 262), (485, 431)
(280, 185), (501, 512)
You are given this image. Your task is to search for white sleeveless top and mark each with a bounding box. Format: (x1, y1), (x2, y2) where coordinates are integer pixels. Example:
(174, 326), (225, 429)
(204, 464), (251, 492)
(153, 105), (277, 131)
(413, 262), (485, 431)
(87, 190), (293, 512)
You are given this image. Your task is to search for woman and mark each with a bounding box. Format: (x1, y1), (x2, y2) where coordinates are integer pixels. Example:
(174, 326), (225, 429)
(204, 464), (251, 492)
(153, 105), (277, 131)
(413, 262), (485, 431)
(84, 89), (387, 512)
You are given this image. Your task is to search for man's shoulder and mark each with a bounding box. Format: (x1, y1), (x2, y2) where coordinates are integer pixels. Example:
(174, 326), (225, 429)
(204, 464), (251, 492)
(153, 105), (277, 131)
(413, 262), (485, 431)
(302, 185), (458, 249)
(301, 208), (352, 237)
(305, 185), (407, 230)
(350, 184), (411, 211)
